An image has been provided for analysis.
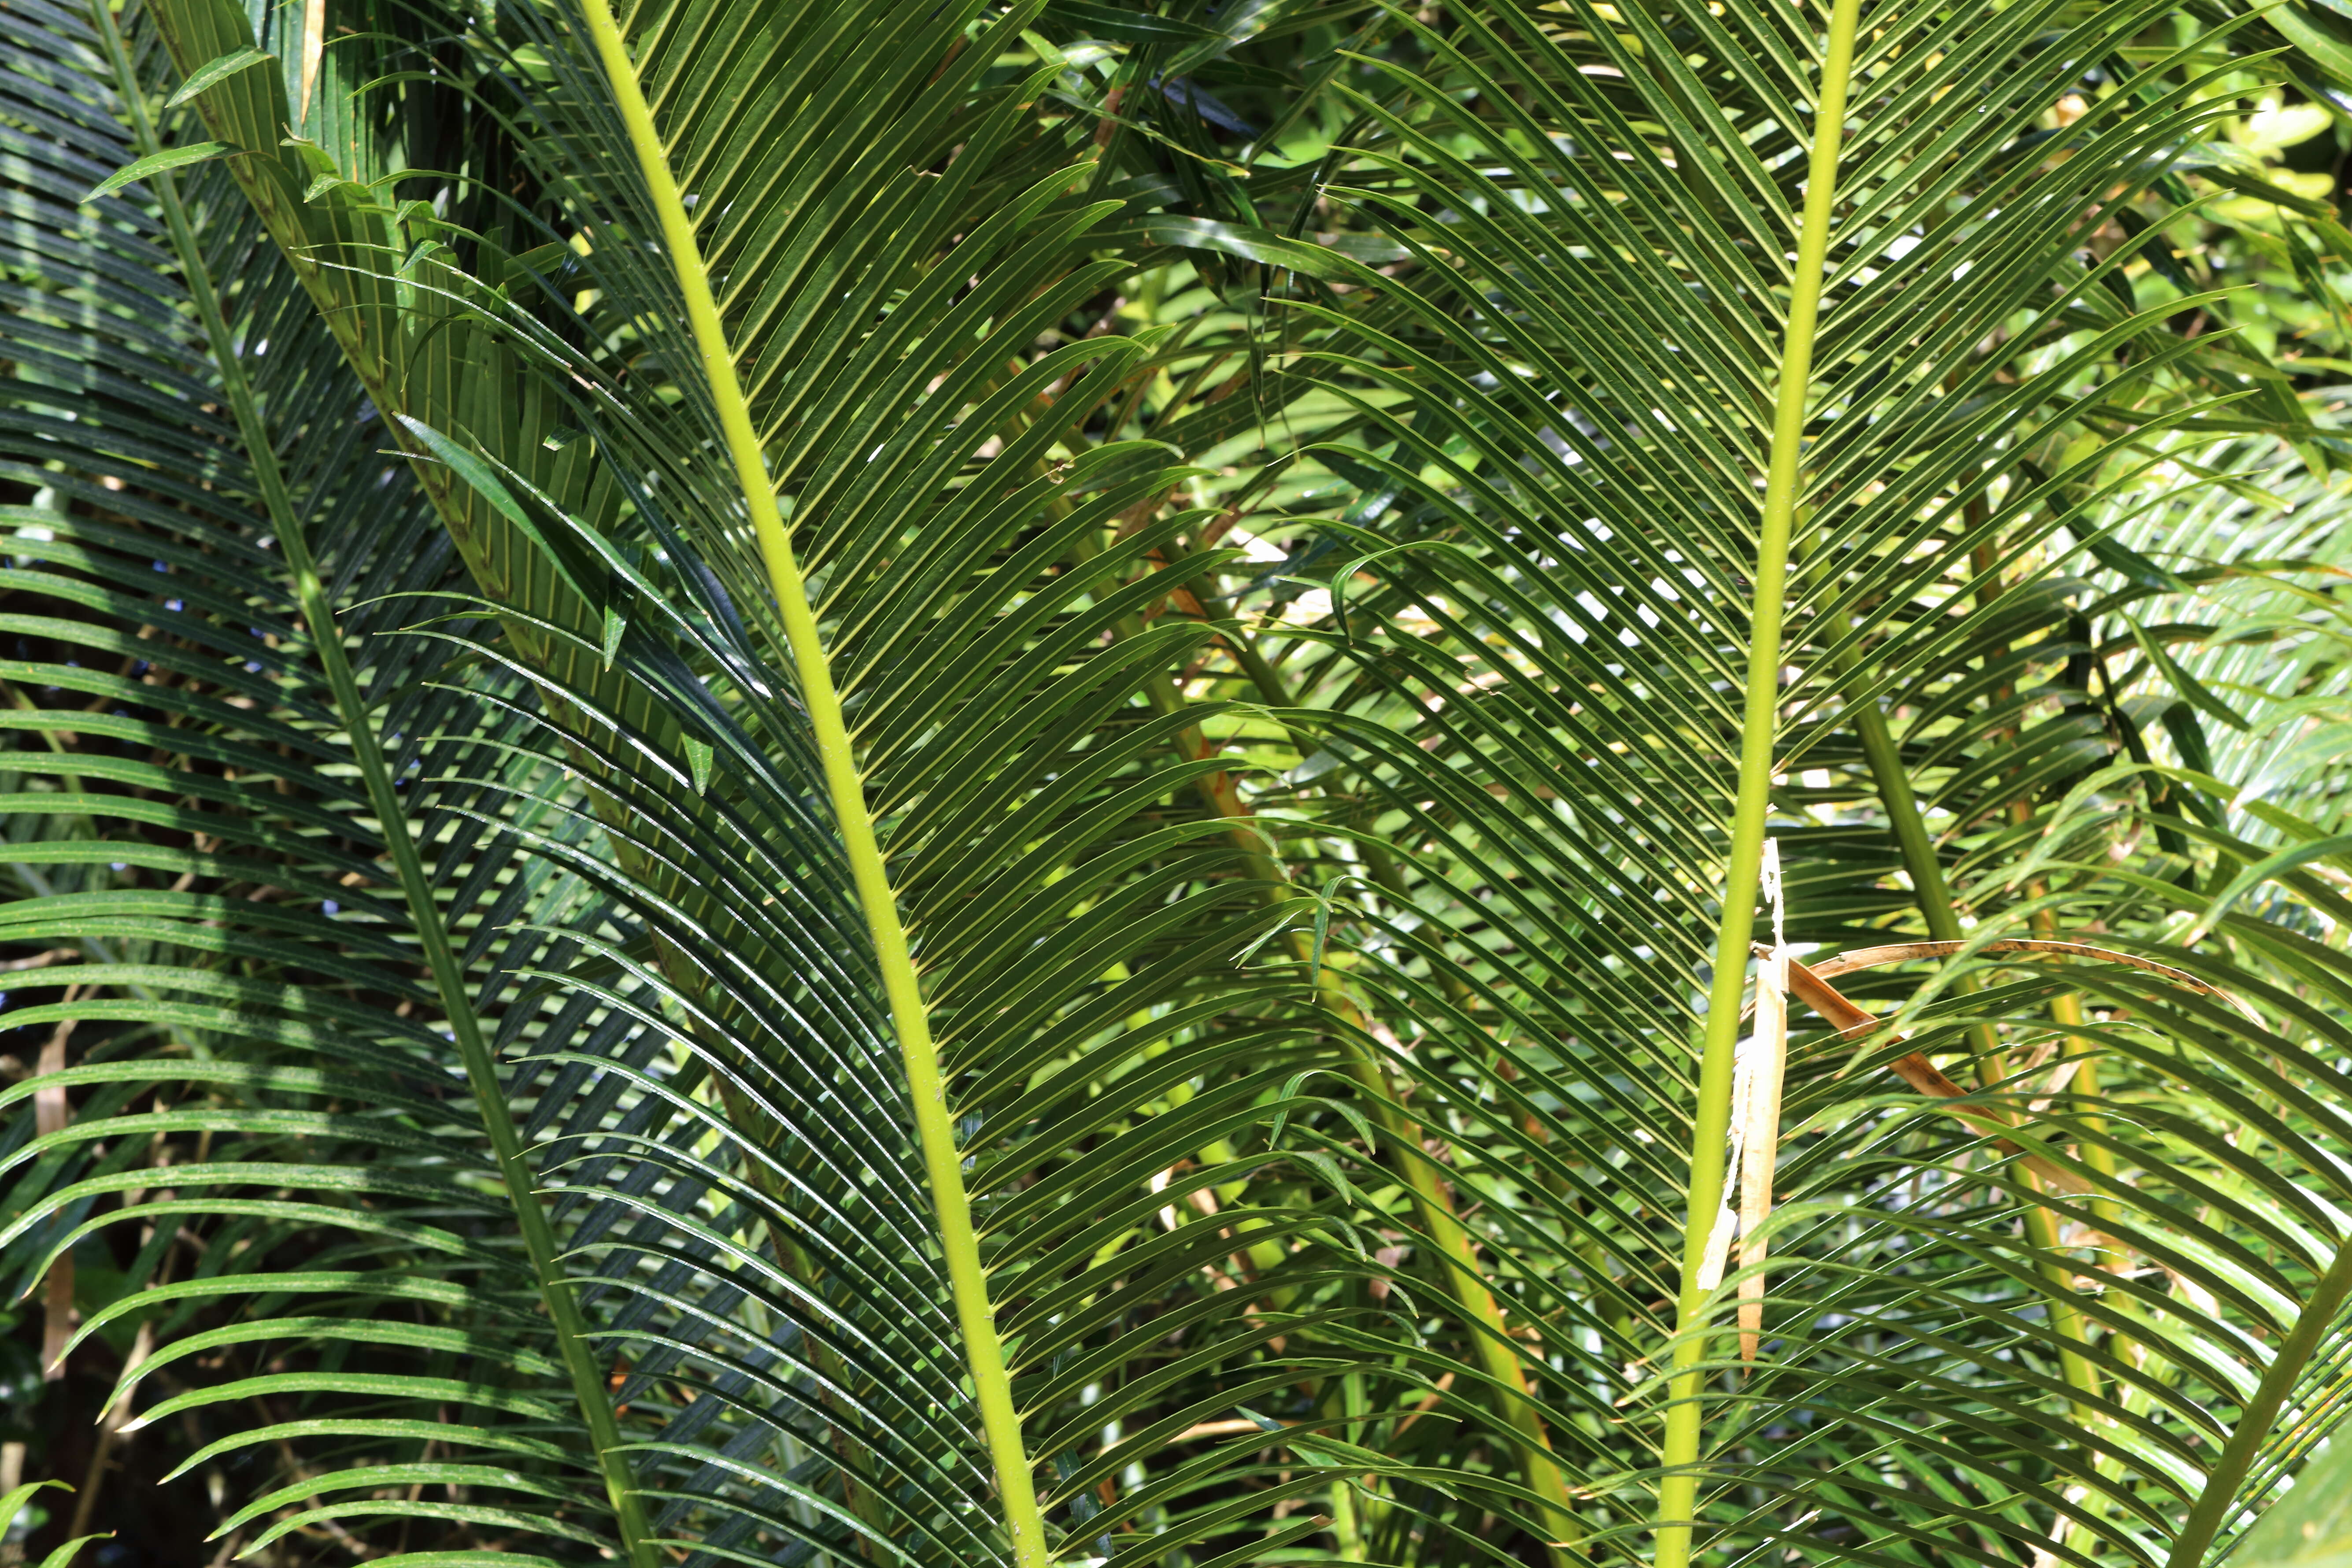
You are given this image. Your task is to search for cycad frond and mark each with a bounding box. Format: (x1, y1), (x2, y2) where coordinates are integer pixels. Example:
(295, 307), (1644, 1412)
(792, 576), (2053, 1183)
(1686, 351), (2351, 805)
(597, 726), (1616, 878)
(2, 2), (649, 1557)
(1217, 0), (2352, 1560)
(32, 0), (1386, 1559)
(16, 0), (2352, 1562)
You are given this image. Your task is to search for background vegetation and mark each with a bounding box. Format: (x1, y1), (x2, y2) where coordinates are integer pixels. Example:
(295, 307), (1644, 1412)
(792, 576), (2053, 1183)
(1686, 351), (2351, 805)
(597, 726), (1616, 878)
(11, 0), (2352, 1564)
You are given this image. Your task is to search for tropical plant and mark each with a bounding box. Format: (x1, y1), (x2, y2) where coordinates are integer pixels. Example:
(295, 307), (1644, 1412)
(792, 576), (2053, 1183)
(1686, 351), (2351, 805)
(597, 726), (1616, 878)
(8, 0), (2352, 1564)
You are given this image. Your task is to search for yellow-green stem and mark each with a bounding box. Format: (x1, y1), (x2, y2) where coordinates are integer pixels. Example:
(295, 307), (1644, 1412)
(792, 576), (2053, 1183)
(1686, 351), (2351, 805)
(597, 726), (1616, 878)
(1843, 679), (2013, 1083)
(2166, 1238), (2352, 1568)
(568, 5), (1047, 1563)
(1841, 660), (2108, 1426)
(1101, 531), (1579, 1556)
(100, 9), (655, 1560)
(1657, 0), (1862, 1560)
(1130, 663), (1582, 1561)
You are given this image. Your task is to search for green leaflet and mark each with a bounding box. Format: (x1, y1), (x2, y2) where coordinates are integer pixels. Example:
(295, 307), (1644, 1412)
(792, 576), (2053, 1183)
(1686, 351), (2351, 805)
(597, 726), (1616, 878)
(125, 1374), (569, 1431)
(212, 1466), (575, 1538)
(162, 1420), (581, 1483)
(80, 138), (230, 200)
(37, 1537), (112, 1568)
(162, 45), (271, 107)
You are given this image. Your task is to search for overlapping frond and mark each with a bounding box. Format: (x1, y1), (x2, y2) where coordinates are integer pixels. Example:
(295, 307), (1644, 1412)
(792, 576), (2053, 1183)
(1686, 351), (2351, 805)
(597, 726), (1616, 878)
(22, 0), (1390, 1559)
(14, 0), (2352, 1563)
(1, 3), (650, 1557)
(1198, 0), (2352, 1560)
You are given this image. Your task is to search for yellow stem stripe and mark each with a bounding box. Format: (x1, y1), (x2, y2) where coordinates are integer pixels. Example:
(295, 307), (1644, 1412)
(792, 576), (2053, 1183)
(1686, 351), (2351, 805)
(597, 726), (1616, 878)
(1656, 1), (1864, 1563)
(568, 5), (1049, 1563)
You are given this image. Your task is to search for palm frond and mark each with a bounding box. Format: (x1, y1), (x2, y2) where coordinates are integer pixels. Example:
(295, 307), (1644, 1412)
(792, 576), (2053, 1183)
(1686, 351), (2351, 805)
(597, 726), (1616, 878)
(3, 2), (648, 1557)
(23, 0), (1396, 1559)
(1186, 0), (2352, 1560)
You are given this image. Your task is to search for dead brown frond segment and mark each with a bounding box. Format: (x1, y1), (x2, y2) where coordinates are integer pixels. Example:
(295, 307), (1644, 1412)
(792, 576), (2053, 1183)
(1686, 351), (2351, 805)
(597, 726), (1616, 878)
(1760, 947), (2092, 1194)
(1807, 938), (2241, 1012)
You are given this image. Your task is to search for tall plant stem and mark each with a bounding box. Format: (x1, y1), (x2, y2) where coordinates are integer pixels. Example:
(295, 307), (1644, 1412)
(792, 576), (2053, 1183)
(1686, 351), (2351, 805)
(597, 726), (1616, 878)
(1135, 666), (1581, 1561)
(1845, 691), (2104, 1396)
(1842, 668), (2019, 1097)
(1657, 0), (1862, 1561)
(90, 11), (656, 1562)
(1100, 546), (1581, 1557)
(570, 5), (1048, 1564)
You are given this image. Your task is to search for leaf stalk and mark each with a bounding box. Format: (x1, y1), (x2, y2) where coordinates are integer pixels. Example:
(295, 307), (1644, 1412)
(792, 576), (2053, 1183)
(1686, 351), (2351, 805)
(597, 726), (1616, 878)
(566, 2), (1050, 1562)
(1657, 0), (1864, 1559)
(91, 7), (656, 1560)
